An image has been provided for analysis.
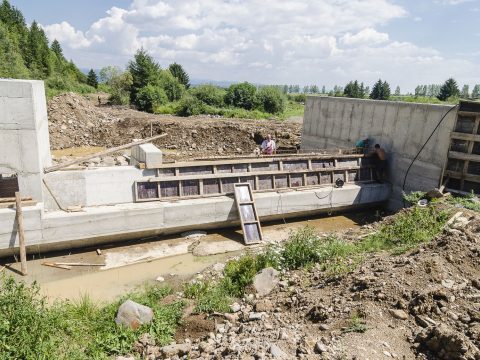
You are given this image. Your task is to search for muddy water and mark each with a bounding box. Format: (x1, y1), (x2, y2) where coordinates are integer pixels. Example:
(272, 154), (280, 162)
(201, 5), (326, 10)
(4, 212), (371, 303)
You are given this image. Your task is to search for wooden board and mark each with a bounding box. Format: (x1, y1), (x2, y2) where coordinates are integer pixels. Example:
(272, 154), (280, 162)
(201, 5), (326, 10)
(234, 183), (262, 245)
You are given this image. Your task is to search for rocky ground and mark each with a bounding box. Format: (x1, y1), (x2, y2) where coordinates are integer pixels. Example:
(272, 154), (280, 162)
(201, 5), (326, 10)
(120, 209), (480, 360)
(47, 93), (302, 164)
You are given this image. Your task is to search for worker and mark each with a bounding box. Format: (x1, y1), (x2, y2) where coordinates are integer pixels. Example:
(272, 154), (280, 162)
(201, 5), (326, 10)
(371, 144), (387, 182)
(355, 138), (369, 154)
(261, 134), (276, 155)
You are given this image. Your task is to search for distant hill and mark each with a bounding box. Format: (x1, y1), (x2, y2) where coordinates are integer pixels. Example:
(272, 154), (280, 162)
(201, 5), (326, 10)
(0, 0), (92, 96)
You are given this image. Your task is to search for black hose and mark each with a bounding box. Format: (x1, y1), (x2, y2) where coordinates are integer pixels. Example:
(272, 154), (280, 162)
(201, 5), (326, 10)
(401, 104), (458, 192)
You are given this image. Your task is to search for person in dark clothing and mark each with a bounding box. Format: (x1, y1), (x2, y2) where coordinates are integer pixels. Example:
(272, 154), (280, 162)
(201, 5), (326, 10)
(371, 144), (387, 182)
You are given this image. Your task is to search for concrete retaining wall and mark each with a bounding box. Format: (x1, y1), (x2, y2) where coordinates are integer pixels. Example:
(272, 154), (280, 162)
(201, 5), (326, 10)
(0, 80), (51, 201)
(0, 183), (390, 256)
(302, 96), (457, 208)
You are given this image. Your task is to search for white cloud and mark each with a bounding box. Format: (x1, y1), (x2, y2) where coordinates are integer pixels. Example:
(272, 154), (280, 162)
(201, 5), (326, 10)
(42, 21), (93, 49)
(41, 0), (479, 90)
(436, 0), (473, 4)
(341, 28), (389, 46)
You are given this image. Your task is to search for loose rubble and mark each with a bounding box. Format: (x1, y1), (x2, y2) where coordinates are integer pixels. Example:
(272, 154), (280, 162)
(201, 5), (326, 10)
(130, 210), (480, 359)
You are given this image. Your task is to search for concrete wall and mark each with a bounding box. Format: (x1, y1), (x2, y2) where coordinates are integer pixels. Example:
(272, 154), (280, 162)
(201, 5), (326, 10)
(0, 80), (52, 201)
(302, 96), (457, 208)
(43, 167), (157, 209)
(0, 182), (390, 256)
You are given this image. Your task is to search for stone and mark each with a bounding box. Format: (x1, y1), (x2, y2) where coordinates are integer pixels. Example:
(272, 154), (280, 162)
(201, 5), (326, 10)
(389, 309), (409, 320)
(253, 267), (279, 297)
(115, 299), (154, 329)
(442, 279), (455, 289)
(155, 276), (165, 282)
(115, 357), (134, 360)
(248, 312), (264, 321)
(269, 344), (289, 359)
(314, 341), (328, 354)
(160, 343), (191, 357)
(255, 299), (274, 312)
(199, 341), (214, 354)
(230, 302), (241, 313)
(319, 324), (330, 331)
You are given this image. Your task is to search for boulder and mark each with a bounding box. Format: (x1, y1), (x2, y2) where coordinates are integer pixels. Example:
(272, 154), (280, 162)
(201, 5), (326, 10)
(115, 299), (154, 329)
(253, 267), (279, 297)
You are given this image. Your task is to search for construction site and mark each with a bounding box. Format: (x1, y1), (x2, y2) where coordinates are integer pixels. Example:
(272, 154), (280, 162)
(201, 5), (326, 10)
(1, 79), (480, 359)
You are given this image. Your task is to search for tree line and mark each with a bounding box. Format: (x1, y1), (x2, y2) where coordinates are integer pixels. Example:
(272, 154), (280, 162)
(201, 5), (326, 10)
(0, 0), (92, 96)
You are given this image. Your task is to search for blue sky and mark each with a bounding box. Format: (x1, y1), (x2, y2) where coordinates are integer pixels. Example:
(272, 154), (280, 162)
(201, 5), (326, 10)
(9, 0), (480, 91)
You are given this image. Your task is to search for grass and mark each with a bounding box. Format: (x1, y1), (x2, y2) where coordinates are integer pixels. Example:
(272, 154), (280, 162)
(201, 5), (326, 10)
(0, 278), (184, 360)
(184, 205), (449, 314)
(446, 192), (480, 212)
(343, 312), (368, 333)
(0, 205), (451, 356)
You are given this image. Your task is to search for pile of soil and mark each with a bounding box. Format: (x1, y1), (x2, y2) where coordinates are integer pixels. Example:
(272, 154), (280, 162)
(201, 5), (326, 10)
(134, 209), (480, 359)
(47, 93), (302, 162)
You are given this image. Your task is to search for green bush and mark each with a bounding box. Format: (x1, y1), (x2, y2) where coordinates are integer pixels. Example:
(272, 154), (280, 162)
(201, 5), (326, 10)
(175, 95), (205, 116)
(135, 84), (168, 113)
(221, 255), (259, 297)
(190, 85), (226, 107)
(287, 93), (306, 103)
(255, 86), (286, 114)
(224, 82), (257, 110)
(158, 70), (185, 102)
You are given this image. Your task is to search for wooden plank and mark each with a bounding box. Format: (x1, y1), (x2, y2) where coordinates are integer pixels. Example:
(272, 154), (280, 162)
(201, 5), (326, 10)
(15, 192), (27, 276)
(0, 196), (32, 203)
(42, 262), (72, 270)
(0, 200), (37, 209)
(44, 133), (168, 173)
(53, 262), (106, 266)
(449, 151), (480, 162)
(450, 132), (480, 142)
(234, 183), (262, 244)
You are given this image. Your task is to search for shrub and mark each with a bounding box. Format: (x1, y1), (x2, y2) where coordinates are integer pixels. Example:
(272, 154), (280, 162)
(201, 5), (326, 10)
(224, 82), (257, 110)
(158, 70), (185, 102)
(135, 84), (168, 113)
(175, 95), (205, 116)
(221, 255), (259, 297)
(190, 85), (226, 107)
(255, 86), (286, 114)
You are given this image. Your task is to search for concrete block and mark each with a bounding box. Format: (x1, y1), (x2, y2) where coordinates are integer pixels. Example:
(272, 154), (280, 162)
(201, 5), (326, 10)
(131, 143), (162, 168)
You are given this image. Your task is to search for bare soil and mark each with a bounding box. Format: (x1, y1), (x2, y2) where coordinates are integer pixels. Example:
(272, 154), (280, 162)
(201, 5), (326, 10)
(47, 93), (302, 162)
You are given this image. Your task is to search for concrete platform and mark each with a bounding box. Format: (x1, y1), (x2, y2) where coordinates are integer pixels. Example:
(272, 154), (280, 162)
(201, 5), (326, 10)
(0, 182), (389, 257)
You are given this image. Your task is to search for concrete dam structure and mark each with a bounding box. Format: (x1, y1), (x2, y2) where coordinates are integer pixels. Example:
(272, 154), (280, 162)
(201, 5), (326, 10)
(302, 95), (480, 209)
(0, 80), (389, 256)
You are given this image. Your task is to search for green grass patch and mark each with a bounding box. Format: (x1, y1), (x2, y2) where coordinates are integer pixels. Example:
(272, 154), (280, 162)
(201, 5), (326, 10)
(360, 206), (449, 254)
(343, 311), (368, 333)
(446, 192), (480, 212)
(278, 100), (304, 120)
(0, 278), (184, 360)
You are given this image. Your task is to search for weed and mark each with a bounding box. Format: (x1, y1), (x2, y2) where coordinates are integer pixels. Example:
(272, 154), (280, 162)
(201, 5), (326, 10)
(360, 206), (449, 254)
(343, 312), (368, 333)
(221, 254), (259, 297)
(446, 192), (480, 212)
(402, 191), (427, 205)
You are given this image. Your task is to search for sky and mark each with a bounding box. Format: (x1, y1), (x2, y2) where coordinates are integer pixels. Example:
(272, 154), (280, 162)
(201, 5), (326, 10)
(9, 0), (480, 91)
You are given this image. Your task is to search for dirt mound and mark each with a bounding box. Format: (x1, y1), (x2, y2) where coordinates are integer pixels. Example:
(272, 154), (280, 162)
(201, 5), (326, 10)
(47, 93), (302, 161)
(48, 92), (121, 149)
(156, 210), (480, 359)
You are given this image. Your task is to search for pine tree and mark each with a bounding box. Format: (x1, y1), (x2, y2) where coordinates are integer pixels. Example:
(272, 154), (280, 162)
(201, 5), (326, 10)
(394, 86), (401, 96)
(50, 39), (63, 59)
(168, 62), (190, 89)
(472, 85), (480, 99)
(303, 86), (309, 94)
(461, 84), (469, 98)
(87, 69), (98, 88)
(437, 78), (460, 101)
(370, 79), (390, 100)
(128, 48), (161, 104)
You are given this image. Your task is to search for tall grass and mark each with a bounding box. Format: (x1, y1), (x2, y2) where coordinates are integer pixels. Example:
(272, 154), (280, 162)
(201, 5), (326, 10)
(0, 279), (184, 360)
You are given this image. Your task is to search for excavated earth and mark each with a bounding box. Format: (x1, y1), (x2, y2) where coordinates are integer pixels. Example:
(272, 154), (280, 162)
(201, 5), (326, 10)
(47, 93), (302, 162)
(131, 209), (480, 360)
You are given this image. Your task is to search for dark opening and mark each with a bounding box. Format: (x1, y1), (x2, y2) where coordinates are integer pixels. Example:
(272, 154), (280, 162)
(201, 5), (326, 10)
(455, 116), (476, 134)
(450, 139), (469, 153)
(0, 174), (19, 198)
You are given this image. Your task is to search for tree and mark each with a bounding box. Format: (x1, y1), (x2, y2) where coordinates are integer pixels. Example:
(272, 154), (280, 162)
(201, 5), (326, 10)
(255, 86), (286, 113)
(472, 84), (480, 99)
(309, 85), (319, 93)
(190, 85), (225, 107)
(461, 84), (469, 98)
(128, 48), (161, 104)
(322, 86), (326, 94)
(168, 62), (190, 89)
(344, 80), (365, 99)
(370, 79), (390, 100)
(224, 82), (257, 110)
(50, 39), (63, 59)
(86, 69), (98, 88)
(158, 69), (185, 101)
(136, 84), (168, 113)
(394, 86), (400, 96)
(437, 78), (460, 101)
(303, 86), (309, 94)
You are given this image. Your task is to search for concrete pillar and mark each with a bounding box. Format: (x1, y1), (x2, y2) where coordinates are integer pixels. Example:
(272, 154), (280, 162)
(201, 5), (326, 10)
(0, 80), (51, 202)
